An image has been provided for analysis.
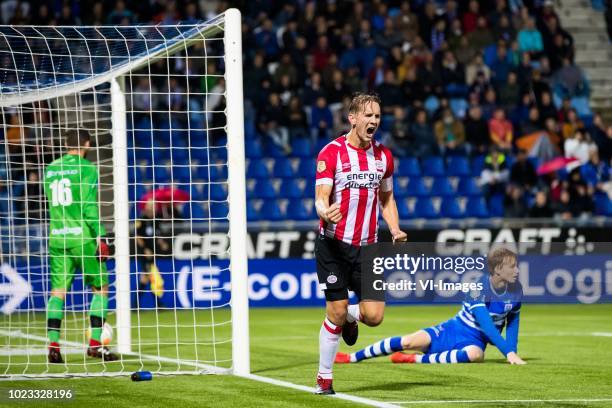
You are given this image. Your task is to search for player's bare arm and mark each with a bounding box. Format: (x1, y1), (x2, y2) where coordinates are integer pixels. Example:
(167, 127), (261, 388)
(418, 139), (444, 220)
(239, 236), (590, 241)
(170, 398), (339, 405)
(379, 189), (407, 242)
(315, 184), (342, 224)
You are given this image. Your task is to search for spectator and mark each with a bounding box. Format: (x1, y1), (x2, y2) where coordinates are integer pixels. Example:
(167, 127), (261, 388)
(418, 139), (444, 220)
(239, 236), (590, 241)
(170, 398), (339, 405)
(553, 57), (589, 98)
(367, 56), (387, 90)
(518, 17), (543, 55)
(440, 51), (466, 93)
(480, 148), (510, 200)
(552, 188), (574, 220)
(464, 105), (491, 155)
(582, 149), (610, 191)
(564, 129), (593, 165)
(258, 93), (290, 153)
(510, 149), (538, 189)
(429, 18), (447, 53)
(434, 109), (465, 155)
(538, 91), (557, 123)
(589, 114), (612, 163)
(327, 69), (349, 106)
(401, 67), (426, 105)
(504, 185), (528, 217)
(396, 1), (420, 41)
(481, 88), (499, 120)
(519, 106), (543, 136)
(273, 53), (298, 89)
(529, 190), (554, 217)
(303, 72), (326, 107)
(286, 96), (308, 140)
(387, 107), (411, 157)
(107, 0), (134, 25)
(463, 0), (481, 34)
(376, 71), (403, 114)
(490, 43), (513, 85)
(489, 108), (514, 152)
(466, 54), (491, 86)
(417, 53), (443, 96)
(420, 1), (438, 43)
(561, 108), (584, 140)
(498, 71), (520, 109)
(255, 19), (279, 58)
(467, 16), (495, 50)
(310, 96), (334, 141)
(410, 109), (437, 157)
(494, 14), (516, 43)
(375, 18), (403, 50)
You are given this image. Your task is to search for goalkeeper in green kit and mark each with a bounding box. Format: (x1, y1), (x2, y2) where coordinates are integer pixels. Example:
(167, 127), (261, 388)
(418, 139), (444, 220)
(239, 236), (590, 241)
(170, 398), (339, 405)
(43, 129), (118, 363)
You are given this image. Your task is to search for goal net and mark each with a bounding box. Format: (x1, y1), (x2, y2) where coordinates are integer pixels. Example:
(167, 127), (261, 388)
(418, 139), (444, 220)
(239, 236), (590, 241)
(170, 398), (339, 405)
(0, 9), (249, 378)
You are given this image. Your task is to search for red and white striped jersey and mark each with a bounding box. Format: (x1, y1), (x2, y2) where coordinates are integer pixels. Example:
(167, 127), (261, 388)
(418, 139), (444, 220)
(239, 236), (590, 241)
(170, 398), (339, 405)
(315, 135), (394, 246)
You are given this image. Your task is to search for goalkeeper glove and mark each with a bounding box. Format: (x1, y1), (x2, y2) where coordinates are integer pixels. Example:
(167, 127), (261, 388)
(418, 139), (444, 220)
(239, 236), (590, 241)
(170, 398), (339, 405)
(96, 235), (115, 262)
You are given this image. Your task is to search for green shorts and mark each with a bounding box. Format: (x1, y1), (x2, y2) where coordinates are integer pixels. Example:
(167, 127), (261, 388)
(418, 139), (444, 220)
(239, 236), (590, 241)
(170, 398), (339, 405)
(49, 240), (108, 290)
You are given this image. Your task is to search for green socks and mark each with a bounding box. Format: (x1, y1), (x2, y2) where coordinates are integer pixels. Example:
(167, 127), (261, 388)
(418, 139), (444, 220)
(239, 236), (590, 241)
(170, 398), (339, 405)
(89, 294), (108, 341)
(47, 296), (64, 343)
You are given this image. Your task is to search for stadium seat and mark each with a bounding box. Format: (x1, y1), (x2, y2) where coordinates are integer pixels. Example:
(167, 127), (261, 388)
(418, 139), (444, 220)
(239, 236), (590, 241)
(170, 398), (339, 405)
(245, 138), (263, 159)
(246, 200), (261, 221)
(414, 198), (438, 219)
(288, 199), (313, 220)
(422, 156), (445, 177)
(291, 138), (313, 158)
(261, 199), (285, 221)
(406, 178), (429, 197)
(210, 183), (227, 201)
(209, 202), (229, 219)
(396, 198), (412, 219)
(273, 158), (295, 178)
(431, 177), (455, 197)
(594, 192), (612, 216)
(210, 163), (228, 181)
(173, 165), (192, 183)
(147, 166), (170, 183)
(264, 142), (287, 158)
(457, 177), (482, 196)
(465, 197), (489, 218)
(297, 159), (316, 178)
(279, 179), (303, 198)
(471, 155), (486, 177)
(450, 98), (468, 119)
(393, 177), (409, 197)
(580, 165), (599, 186)
(447, 156), (470, 177)
(424, 95), (439, 115)
(571, 96), (592, 118)
(397, 157), (421, 177)
(252, 179), (277, 199)
(488, 194), (505, 217)
(247, 159), (270, 179)
(170, 146), (190, 163)
(439, 197), (464, 219)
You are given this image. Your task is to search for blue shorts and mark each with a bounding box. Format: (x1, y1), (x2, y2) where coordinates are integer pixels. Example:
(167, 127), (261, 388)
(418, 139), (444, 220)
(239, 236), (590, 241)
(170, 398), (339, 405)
(423, 318), (486, 353)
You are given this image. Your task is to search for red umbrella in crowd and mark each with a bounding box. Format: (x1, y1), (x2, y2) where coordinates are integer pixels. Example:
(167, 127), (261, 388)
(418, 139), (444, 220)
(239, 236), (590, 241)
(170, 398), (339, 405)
(536, 156), (580, 175)
(138, 186), (190, 213)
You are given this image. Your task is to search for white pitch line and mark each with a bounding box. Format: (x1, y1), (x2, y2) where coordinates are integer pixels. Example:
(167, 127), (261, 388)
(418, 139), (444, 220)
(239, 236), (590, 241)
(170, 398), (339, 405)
(592, 332), (612, 337)
(2, 329), (398, 407)
(244, 373), (400, 408)
(387, 399), (612, 405)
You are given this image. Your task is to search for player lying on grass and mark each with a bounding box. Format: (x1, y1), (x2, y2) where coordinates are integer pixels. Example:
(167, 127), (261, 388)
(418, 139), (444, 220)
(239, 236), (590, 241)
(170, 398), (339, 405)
(336, 247), (526, 365)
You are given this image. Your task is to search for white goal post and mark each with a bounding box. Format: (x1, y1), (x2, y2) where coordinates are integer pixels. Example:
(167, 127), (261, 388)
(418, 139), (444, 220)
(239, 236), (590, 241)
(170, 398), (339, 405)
(0, 8), (249, 378)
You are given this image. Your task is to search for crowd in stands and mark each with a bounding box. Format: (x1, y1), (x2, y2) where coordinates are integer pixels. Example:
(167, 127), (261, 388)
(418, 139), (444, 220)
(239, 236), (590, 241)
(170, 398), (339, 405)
(1, 0), (611, 222)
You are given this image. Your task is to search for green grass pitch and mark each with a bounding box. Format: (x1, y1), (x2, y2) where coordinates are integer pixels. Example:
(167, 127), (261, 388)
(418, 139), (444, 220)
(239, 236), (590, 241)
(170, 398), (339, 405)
(1, 304), (611, 407)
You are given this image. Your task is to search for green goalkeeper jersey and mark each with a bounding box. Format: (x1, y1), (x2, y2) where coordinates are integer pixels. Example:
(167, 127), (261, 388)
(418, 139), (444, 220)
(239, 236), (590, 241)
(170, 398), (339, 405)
(43, 153), (106, 249)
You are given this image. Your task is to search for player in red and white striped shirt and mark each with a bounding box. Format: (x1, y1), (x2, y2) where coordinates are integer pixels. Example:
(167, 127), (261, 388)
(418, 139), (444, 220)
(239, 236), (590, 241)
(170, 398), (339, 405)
(314, 93), (406, 394)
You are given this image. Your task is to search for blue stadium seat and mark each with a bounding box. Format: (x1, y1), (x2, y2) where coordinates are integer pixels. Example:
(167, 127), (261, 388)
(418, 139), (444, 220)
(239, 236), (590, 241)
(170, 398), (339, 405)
(580, 165), (599, 186)
(447, 156), (470, 177)
(393, 177), (409, 197)
(247, 159), (270, 179)
(291, 138), (314, 158)
(153, 148), (170, 163)
(465, 197), (489, 218)
(431, 177), (455, 197)
(457, 177), (481, 196)
(397, 157), (421, 177)
(422, 156), (445, 176)
(210, 183), (227, 201)
(245, 138), (263, 159)
(424, 95), (439, 115)
(184, 202), (207, 220)
(594, 192), (612, 216)
(406, 178), (429, 197)
(288, 199), (313, 220)
(297, 159), (316, 178)
(264, 142), (287, 158)
(440, 197), (464, 218)
(147, 166), (170, 183)
(209, 202), (229, 219)
(450, 98), (468, 119)
(210, 163), (228, 181)
(273, 158), (294, 178)
(280, 179), (303, 199)
(246, 200), (261, 221)
(261, 199), (285, 221)
(173, 165), (192, 183)
(414, 198), (438, 219)
(571, 96), (592, 117)
(252, 179), (277, 199)
(471, 155), (486, 177)
(171, 146), (190, 163)
(527, 157), (539, 170)
(396, 198), (412, 219)
(488, 194), (505, 217)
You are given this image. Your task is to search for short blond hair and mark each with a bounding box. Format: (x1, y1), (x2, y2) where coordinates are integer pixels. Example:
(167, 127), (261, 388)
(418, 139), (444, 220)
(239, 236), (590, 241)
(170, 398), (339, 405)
(348, 92), (381, 115)
(487, 246), (517, 274)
